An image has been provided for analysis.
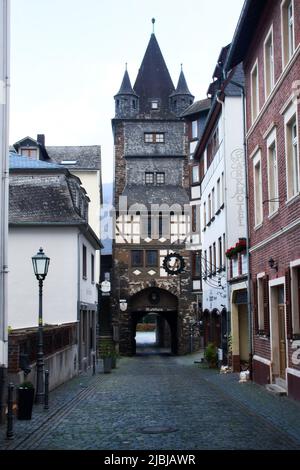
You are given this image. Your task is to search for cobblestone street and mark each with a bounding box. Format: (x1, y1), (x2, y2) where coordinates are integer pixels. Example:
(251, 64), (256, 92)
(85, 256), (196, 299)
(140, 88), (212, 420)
(1, 346), (300, 450)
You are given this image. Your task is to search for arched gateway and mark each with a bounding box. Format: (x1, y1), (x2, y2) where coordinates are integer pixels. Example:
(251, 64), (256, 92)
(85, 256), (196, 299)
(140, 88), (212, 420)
(130, 287), (178, 355)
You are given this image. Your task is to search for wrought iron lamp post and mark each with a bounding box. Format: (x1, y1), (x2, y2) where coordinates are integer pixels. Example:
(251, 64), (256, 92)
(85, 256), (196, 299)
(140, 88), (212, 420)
(31, 248), (50, 404)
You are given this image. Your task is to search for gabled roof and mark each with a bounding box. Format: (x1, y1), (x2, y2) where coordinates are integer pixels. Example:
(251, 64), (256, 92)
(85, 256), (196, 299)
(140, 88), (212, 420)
(224, 0), (267, 72)
(115, 69), (137, 97)
(180, 98), (211, 118)
(46, 145), (101, 170)
(133, 33), (175, 117)
(9, 153), (62, 170)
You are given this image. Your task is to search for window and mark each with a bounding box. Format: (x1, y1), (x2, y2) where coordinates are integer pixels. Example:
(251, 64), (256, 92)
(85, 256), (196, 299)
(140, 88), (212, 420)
(257, 276), (265, 331)
(20, 148), (38, 158)
(144, 132), (164, 143)
(213, 242), (216, 274)
(204, 250), (207, 277)
(217, 178), (220, 209)
(131, 250), (143, 267)
(267, 131), (279, 214)
(132, 100), (136, 109)
(253, 152), (263, 226)
(192, 165), (199, 184)
(192, 251), (202, 278)
(286, 113), (299, 199)
(291, 265), (300, 335)
(251, 61), (259, 122)
(91, 254), (95, 283)
(82, 245), (87, 279)
(189, 141), (198, 159)
(218, 236), (222, 270)
(151, 100), (159, 109)
(223, 234), (226, 267)
(145, 172), (154, 184)
(212, 188), (215, 216)
(146, 250), (158, 267)
(192, 205), (197, 233)
(192, 120), (198, 139)
(208, 194), (212, 221)
(203, 202), (207, 227)
(221, 172), (224, 206)
(156, 172), (165, 185)
(282, 0), (295, 66)
(209, 246), (212, 275)
(264, 28), (274, 98)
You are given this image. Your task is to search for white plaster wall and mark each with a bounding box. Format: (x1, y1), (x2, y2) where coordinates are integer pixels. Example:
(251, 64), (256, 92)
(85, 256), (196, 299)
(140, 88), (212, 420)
(72, 170), (101, 284)
(201, 126), (227, 312)
(79, 232), (98, 306)
(8, 226), (78, 329)
(224, 96), (247, 248)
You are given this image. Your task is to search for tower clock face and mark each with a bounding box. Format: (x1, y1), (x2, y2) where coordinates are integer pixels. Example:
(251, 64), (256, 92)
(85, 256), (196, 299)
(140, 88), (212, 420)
(163, 253), (185, 275)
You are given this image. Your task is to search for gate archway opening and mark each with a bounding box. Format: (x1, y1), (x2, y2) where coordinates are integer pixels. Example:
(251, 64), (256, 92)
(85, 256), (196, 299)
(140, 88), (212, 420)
(129, 287), (178, 356)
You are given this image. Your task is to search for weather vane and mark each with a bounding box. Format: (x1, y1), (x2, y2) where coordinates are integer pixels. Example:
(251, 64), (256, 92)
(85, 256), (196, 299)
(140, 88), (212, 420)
(152, 18), (155, 34)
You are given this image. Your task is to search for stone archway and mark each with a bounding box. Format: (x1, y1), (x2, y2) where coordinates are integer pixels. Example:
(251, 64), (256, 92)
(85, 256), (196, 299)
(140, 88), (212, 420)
(121, 287), (178, 355)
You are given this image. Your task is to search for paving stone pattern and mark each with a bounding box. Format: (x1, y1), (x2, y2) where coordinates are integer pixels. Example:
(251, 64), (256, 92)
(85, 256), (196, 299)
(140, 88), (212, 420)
(1, 351), (300, 450)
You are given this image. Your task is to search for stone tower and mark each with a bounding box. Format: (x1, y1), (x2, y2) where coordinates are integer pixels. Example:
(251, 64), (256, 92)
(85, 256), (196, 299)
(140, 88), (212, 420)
(112, 28), (198, 356)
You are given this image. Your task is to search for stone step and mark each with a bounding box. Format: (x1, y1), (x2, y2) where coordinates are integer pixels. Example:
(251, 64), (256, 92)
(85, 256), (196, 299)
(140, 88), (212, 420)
(265, 384), (287, 396)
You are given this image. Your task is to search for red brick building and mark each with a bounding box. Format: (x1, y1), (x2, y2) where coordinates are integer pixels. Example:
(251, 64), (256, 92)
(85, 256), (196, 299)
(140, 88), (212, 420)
(226, 0), (300, 400)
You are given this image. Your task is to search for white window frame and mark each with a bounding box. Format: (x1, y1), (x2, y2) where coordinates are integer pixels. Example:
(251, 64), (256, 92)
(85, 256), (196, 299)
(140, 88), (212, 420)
(253, 150), (263, 228)
(264, 25), (275, 99)
(211, 187), (215, 216)
(216, 178), (220, 209)
(281, 0), (295, 68)
(250, 59), (259, 124)
(284, 101), (299, 201)
(192, 120), (198, 139)
(290, 259), (300, 335)
(266, 128), (279, 216)
(257, 272), (266, 331)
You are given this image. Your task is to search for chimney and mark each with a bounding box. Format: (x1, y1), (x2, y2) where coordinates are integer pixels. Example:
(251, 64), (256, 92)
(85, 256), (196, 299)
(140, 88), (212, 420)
(37, 134), (45, 147)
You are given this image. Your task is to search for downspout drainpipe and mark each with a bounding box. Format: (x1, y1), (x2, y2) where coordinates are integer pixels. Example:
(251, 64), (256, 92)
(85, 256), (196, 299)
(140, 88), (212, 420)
(224, 77), (252, 377)
(0, 0), (10, 424)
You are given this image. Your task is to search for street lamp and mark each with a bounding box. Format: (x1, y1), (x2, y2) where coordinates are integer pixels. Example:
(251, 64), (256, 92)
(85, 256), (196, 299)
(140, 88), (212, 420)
(31, 247), (50, 404)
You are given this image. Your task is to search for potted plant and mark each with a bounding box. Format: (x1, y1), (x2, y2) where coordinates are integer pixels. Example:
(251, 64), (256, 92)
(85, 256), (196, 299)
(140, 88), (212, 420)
(99, 341), (113, 373)
(204, 343), (218, 368)
(17, 381), (35, 420)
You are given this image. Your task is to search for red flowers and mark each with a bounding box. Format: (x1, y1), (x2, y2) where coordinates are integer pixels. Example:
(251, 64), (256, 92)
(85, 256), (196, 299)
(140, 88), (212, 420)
(225, 238), (247, 258)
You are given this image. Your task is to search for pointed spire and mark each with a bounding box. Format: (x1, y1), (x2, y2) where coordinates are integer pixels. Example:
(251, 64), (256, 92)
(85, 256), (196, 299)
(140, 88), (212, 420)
(134, 33), (175, 116)
(152, 18), (155, 34)
(115, 66), (137, 96)
(171, 67), (193, 96)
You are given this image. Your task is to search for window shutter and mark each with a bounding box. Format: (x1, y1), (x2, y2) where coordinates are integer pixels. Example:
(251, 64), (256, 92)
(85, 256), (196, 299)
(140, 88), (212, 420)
(263, 275), (270, 336)
(285, 268), (293, 340)
(253, 279), (259, 334)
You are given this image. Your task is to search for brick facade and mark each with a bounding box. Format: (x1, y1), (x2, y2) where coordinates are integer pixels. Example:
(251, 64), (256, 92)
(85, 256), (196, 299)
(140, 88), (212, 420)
(241, 0), (300, 398)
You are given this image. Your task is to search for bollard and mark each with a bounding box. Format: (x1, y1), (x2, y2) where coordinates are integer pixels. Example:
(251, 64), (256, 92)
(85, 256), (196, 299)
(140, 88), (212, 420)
(44, 370), (49, 410)
(92, 353), (96, 376)
(6, 383), (14, 440)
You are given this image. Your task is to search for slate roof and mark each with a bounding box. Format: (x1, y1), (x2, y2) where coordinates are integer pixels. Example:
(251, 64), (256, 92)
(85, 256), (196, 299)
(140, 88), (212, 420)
(115, 69), (137, 97)
(46, 145), (101, 170)
(133, 34), (175, 118)
(224, 63), (245, 96)
(9, 153), (62, 170)
(180, 98), (211, 118)
(170, 70), (193, 97)
(9, 175), (86, 225)
(122, 185), (189, 208)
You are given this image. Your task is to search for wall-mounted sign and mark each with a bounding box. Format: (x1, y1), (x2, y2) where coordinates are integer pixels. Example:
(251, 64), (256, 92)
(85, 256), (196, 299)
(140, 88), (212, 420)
(163, 253), (185, 275)
(120, 299), (128, 311)
(101, 280), (111, 296)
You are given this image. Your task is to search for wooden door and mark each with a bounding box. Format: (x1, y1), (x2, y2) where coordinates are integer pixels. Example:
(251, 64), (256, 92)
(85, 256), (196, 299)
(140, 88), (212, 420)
(278, 305), (287, 379)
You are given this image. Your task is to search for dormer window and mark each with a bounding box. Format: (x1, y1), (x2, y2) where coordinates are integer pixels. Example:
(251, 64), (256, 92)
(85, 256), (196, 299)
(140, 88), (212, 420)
(20, 147), (38, 158)
(151, 100), (159, 110)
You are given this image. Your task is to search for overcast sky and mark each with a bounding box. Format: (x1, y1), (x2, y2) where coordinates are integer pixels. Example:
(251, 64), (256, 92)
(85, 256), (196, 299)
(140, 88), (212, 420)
(10, 0), (244, 183)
